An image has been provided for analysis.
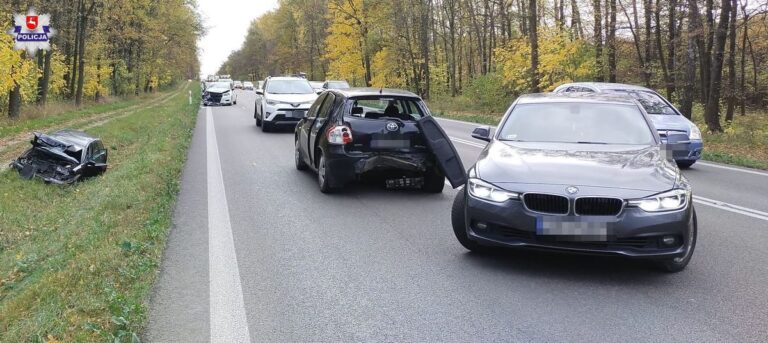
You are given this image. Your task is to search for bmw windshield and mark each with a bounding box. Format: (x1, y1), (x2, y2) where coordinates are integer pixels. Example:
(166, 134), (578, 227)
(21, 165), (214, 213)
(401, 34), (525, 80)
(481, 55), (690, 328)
(499, 102), (655, 145)
(266, 80), (314, 94)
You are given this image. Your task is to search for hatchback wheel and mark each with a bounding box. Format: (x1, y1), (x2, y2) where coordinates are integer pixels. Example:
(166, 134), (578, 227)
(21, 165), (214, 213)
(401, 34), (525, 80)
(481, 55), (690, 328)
(655, 207), (697, 273)
(295, 140), (308, 171)
(423, 169), (445, 193)
(317, 155), (334, 193)
(676, 160), (696, 169)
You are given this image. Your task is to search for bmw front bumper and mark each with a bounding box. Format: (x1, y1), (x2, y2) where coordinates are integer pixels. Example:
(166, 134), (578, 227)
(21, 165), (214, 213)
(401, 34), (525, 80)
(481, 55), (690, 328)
(462, 189), (694, 259)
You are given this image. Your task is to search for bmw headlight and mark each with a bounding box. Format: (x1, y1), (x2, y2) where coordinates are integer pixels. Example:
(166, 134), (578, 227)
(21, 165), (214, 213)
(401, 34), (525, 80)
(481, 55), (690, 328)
(689, 124), (702, 140)
(468, 178), (519, 202)
(628, 189), (690, 212)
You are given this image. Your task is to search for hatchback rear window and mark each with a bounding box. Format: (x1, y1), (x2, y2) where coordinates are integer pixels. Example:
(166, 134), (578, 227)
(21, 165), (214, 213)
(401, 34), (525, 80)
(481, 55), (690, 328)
(348, 97), (426, 121)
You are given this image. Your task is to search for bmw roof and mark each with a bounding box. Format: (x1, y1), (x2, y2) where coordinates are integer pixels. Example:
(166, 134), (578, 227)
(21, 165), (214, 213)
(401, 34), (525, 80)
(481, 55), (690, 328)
(556, 82), (654, 92)
(515, 92), (643, 105)
(331, 87), (420, 98)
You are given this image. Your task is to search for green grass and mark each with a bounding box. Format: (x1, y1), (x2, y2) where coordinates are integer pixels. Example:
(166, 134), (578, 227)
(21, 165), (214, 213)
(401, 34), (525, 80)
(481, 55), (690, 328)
(430, 98), (768, 170)
(0, 82), (200, 342)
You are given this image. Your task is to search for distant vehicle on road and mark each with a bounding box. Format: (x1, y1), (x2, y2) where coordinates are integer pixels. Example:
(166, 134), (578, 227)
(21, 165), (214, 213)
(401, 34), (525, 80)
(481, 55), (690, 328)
(203, 81), (237, 106)
(322, 80), (350, 90)
(11, 130), (108, 184)
(553, 82), (703, 168)
(233, 80), (243, 89)
(243, 81), (254, 90)
(294, 88), (466, 193)
(309, 81), (324, 93)
(218, 78), (235, 90)
(453, 93), (697, 272)
(254, 77), (318, 132)
(257, 81), (263, 90)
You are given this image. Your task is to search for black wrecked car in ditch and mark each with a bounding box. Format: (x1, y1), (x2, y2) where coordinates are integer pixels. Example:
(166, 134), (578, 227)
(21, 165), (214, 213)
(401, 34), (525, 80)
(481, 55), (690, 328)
(452, 93), (697, 272)
(11, 130), (108, 184)
(294, 88), (466, 193)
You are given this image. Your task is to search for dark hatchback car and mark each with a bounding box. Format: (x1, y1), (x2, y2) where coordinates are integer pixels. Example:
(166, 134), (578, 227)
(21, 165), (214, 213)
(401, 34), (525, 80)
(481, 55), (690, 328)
(452, 93), (697, 272)
(294, 88), (466, 193)
(11, 130), (108, 184)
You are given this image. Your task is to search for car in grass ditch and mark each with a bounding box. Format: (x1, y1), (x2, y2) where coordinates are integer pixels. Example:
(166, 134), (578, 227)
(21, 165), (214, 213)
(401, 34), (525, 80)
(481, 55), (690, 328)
(294, 88), (466, 193)
(452, 93), (697, 272)
(11, 130), (108, 184)
(553, 82), (704, 168)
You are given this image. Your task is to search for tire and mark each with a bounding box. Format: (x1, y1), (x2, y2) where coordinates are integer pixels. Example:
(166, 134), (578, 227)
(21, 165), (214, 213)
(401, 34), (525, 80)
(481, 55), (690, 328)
(317, 154), (334, 193)
(655, 207), (697, 273)
(423, 169), (445, 193)
(676, 160), (696, 169)
(295, 140), (308, 171)
(451, 189), (486, 252)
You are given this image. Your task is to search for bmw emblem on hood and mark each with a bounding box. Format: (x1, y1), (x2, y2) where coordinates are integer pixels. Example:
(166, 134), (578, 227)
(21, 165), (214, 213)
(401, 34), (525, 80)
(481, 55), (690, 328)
(386, 122), (399, 132)
(566, 186), (579, 195)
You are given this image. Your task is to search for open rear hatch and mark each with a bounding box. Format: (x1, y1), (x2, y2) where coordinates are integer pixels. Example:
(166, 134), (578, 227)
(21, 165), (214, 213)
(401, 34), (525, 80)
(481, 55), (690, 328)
(416, 116), (467, 188)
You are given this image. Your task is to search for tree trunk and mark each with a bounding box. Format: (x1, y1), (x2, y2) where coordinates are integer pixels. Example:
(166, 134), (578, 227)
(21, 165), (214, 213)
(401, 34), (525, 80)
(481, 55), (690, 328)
(529, 0), (540, 92)
(607, 0), (617, 82)
(593, 0), (604, 81)
(739, 0), (748, 116)
(700, 0), (714, 102)
(75, 2), (91, 106)
(654, 0), (669, 95)
(666, 0), (677, 98)
(571, 0), (584, 39)
(703, 0), (732, 132)
(680, 0), (700, 119)
(724, 0), (737, 122)
(642, 0), (653, 87)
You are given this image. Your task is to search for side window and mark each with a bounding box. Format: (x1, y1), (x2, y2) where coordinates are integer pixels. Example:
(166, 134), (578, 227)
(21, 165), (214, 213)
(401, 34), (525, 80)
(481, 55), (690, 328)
(306, 93), (327, 118)
(317, 93), (336, 119)
(92, 141), (107, 163)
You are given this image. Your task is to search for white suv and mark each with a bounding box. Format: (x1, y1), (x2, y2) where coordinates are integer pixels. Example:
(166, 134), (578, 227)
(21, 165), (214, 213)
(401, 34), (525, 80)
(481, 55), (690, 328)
(254, 77), (318, 132)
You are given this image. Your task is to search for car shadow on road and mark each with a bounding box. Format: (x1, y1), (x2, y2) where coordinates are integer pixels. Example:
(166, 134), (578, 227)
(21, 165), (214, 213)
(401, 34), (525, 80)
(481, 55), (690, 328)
(457, 248), (679, 286)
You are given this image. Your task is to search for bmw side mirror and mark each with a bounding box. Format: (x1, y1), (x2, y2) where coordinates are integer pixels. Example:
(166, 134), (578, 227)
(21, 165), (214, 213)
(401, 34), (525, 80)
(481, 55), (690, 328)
(471, 126), (491, 142)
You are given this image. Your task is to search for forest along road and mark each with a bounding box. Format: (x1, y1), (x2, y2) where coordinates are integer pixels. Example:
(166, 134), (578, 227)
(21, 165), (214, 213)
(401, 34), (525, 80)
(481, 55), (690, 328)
(146, 90), (768, 342)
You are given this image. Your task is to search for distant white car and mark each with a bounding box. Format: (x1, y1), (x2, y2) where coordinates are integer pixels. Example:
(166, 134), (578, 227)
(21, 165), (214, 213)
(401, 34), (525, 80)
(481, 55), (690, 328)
(203, 81), (237, 106)
(254, 77), (317, 132)
(243, 81), (254, 90)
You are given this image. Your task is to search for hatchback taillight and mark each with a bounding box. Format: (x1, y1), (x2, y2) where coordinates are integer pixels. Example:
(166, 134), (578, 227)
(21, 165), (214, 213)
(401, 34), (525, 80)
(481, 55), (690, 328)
(327, 125), (353, 145)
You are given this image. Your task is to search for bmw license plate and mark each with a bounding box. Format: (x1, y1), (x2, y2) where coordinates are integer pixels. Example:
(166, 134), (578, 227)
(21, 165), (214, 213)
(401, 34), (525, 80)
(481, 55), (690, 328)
(536, 217), (608, 240)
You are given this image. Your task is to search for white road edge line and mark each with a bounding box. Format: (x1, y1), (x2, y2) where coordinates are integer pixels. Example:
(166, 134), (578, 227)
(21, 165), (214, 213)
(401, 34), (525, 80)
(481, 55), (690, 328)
(447, 136), (768, 222)
(207, 107), (251, 343)
(696, 161), (768, 177)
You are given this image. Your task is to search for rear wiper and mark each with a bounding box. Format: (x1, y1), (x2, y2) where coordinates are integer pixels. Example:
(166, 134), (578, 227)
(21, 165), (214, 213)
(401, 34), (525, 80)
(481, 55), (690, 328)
(576, 141), (608, 144)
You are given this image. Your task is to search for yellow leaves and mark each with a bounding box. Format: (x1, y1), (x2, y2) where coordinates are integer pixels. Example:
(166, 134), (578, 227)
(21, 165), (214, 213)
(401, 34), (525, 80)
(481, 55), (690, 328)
(495, 29), (595, 94)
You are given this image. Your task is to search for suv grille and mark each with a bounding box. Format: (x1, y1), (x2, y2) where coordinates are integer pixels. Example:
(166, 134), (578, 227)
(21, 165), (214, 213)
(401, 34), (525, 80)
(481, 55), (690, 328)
(575, 197), (623, 216)
(523, 194), (569, 214)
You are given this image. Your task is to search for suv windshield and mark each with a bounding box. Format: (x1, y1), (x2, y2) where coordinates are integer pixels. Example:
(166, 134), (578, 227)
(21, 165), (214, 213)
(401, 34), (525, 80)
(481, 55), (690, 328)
(212, 82), (231, 89)
(327, 81), (350, 89)
(604, 89), (678, 115)
(266, 80), (314, 94)
(348, 97), (426, 121)
(499, 102), (654, 145)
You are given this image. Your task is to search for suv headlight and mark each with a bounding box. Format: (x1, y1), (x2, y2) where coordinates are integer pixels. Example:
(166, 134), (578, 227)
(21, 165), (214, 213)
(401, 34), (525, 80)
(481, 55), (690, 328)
(266, 99), (281, 106)
(628, 189), (690, 212)
(689, 124), (702, 140)
(468, 178), (519, 202)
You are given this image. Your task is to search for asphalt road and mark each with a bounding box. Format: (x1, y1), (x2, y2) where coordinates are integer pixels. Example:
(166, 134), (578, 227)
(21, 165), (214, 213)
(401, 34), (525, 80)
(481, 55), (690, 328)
(146, 91), (768, 342)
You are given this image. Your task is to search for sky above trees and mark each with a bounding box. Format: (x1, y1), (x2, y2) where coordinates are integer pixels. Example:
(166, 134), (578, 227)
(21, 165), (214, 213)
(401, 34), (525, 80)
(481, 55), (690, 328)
(197, 0), (277, 76)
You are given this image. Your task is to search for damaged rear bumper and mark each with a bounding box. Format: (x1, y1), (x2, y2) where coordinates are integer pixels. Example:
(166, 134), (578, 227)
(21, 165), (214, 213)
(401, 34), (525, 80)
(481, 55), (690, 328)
(324, 147), (435, 187)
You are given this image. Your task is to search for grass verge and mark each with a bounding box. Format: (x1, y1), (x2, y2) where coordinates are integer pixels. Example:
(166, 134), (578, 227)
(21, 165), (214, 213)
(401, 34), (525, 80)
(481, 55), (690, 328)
(431, 98), (768, 170)
(0, 82), (200, 341)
